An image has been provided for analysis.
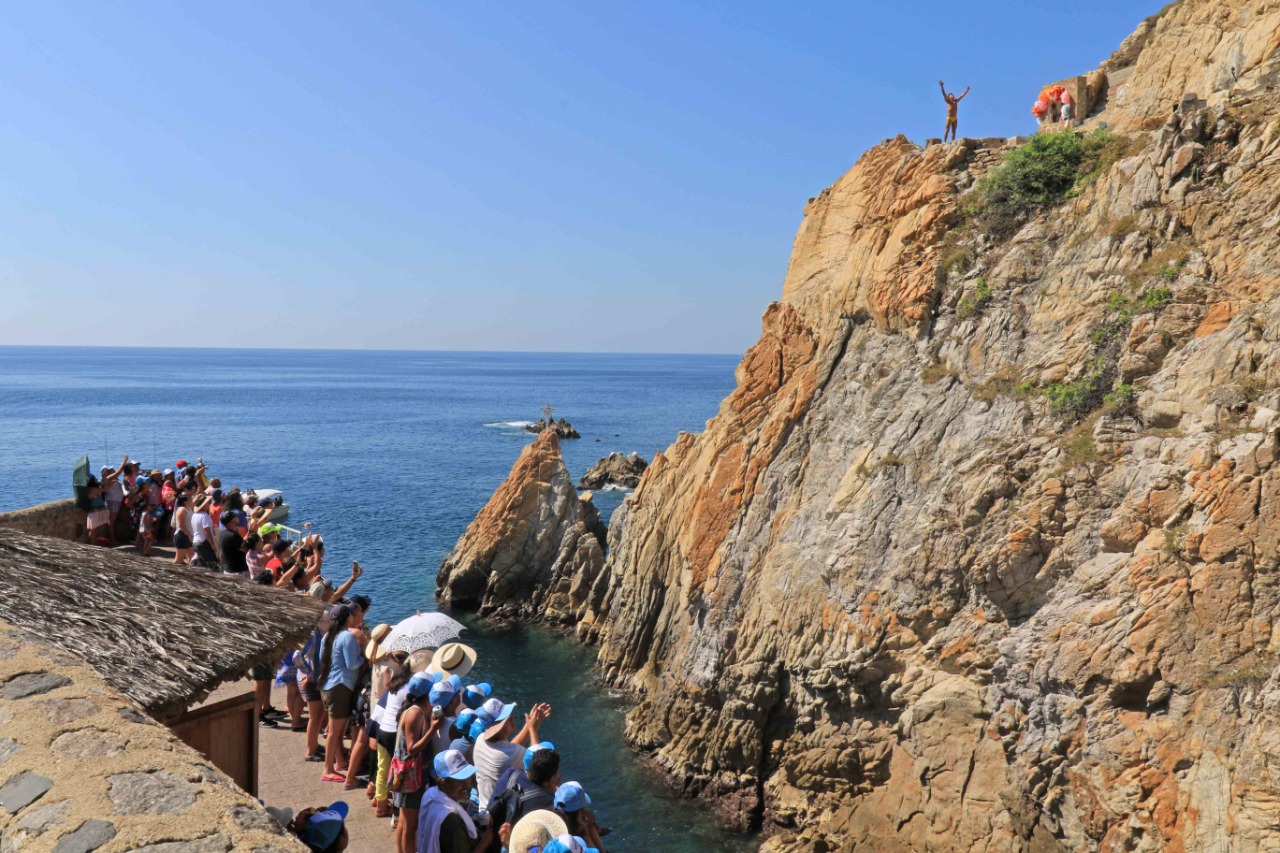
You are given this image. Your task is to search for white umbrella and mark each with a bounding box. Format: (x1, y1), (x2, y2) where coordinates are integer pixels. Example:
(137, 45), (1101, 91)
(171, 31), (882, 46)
(384, 612), (466, 654)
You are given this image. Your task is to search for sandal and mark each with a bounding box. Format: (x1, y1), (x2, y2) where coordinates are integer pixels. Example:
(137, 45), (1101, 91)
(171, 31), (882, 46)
(320, 773), (345, 783)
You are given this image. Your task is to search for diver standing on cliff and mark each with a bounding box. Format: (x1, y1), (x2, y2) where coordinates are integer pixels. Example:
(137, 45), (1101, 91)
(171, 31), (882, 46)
(939, 80), (970, 142)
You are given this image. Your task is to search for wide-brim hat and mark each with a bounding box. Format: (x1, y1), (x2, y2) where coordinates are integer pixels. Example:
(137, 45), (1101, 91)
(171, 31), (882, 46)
(427, 642), (477, 679)
(508, 810), (569, 853)
(364, 624), (392, 661)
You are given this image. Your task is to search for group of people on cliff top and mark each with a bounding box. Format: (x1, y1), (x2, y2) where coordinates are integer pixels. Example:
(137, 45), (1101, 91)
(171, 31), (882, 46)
(84, 455), (339, 589)
(276, 619), (611, 853)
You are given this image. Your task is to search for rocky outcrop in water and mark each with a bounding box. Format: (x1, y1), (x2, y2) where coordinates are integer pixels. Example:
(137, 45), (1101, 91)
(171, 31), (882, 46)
(580, 3), (1280, 850)
(435, 432), (609, 637)
(525, 418), (580, 439)
(579, 452), (649, 490)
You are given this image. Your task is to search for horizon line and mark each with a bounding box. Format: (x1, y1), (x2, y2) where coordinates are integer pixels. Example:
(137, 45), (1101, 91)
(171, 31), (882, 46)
(0, 343), (743, 358)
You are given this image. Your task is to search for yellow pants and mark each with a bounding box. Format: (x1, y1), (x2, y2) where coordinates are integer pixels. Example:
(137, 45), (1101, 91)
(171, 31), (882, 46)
(375, 741), (391, 802)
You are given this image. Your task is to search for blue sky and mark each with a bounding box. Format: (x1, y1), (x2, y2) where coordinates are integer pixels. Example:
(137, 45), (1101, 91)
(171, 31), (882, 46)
(0, 1), (1160, 354)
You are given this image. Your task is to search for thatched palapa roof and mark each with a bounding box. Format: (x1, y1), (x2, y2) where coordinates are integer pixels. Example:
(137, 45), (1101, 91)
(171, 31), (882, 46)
(0, 527), (325, 719)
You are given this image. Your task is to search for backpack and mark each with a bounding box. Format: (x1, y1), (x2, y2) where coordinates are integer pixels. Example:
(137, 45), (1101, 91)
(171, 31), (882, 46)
(487, 768), (554, 847)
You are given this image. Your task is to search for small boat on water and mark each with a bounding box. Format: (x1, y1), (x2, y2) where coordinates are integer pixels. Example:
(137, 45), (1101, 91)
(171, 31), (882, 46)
(248, 488), (290, 522)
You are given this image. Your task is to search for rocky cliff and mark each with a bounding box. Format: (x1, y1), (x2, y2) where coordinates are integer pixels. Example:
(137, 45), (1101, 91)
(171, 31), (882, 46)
(443, 2), (1280, 849)
(436, 432), (610, 636)
(595, 2), (1280, 850)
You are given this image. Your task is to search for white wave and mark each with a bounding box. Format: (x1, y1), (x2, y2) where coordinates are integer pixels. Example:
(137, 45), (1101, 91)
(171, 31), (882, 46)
(599, 483), (635, 492)
(483, 420), (535, 428)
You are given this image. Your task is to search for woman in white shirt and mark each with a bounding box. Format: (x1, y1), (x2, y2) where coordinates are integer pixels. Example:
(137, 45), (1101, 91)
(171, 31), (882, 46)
(190, 496), (217, 568)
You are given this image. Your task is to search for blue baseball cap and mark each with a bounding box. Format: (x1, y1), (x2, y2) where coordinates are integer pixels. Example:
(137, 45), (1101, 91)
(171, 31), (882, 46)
(524, 741), (556, 771)
(407, 673), (435, 700)
(301, 801), (349, 852)
(540, 834), (599, 853)
(455, 709), (478, 734)
(553, 781), (591, 813)
(429, 679), (458, 706)
(467, 718), (488, 741)
(479, 697), (516, 727)
(462, 682), (492, 710)
(433, 749), (476, 781)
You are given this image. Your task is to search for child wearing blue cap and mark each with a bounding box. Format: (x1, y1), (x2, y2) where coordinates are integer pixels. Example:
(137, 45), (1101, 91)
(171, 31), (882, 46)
(490, 743), (560, 840)
(553, 782), (607, 853)
(428, 674), (465, 758)
(473, 697), (552, 807)
(418, 749), (494, 853)
(288, 801), (350, 853)
(461, 682), (492, 710)
(448, 709), (479, 760)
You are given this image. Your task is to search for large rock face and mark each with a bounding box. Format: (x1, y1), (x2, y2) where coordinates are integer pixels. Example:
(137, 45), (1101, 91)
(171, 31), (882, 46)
(436, 432), (609, 636)
(578, 2), (1280, 850)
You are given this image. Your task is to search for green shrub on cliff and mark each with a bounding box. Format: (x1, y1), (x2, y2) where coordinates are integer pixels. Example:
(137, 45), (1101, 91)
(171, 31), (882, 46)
(982, 133), (1085, 212)
(975, 130), (1128, 237)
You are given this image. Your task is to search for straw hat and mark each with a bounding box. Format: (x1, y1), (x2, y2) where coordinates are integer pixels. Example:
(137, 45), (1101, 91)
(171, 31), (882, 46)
(508, 810), (568, 853)
(408, 649), (434, 674)
(427, 642), (477, 679)
(364, 624), (392, 661)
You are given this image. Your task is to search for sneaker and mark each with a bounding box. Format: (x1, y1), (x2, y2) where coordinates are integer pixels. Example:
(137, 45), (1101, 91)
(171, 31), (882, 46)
(263, 707), (289, 720)
(258, 716), (278, 728)
(305, 751), (325, 762)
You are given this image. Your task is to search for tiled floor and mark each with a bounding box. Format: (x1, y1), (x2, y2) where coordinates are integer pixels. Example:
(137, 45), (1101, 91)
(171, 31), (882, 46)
(200, 681), (394, 853)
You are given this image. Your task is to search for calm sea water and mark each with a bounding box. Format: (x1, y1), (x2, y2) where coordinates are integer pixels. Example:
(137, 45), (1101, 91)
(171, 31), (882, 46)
(0, 346), (753, 851)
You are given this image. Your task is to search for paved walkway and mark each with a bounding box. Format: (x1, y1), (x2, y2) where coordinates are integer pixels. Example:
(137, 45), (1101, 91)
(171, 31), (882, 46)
(201, 681), (393, 853)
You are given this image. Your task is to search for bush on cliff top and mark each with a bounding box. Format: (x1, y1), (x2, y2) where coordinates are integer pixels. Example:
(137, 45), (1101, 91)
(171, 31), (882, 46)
(974, 130), (1124, 237)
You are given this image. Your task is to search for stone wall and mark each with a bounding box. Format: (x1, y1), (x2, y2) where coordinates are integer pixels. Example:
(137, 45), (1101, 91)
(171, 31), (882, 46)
(0, 499), (85, 544)
(0, 621), (306, 852)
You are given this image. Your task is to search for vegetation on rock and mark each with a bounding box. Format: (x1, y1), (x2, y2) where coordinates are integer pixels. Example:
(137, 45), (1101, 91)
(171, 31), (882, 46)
(972, 129), (1131, 236)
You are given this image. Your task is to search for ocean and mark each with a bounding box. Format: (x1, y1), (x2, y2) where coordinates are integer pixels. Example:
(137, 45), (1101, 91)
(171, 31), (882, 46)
(0, 346), (755, 851)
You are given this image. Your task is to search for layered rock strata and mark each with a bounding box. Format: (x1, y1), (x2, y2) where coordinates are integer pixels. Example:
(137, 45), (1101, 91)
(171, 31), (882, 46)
(444, 2), (1280, 849)
(580, 2), (1280, 849)
(436, 432), (609, 637)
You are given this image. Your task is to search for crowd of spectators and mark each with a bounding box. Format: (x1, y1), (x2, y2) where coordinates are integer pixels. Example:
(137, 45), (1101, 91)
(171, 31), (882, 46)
(85, 455), (608, 853)
(280, 615), (610, 853)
